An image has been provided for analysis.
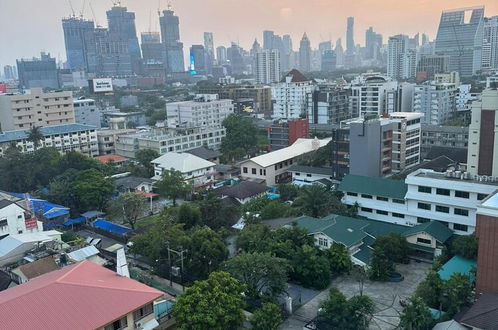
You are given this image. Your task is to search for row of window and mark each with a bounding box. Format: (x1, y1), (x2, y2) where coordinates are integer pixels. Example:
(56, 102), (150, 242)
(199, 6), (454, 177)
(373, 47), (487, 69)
(417, 202), (469, 216)
(417, 185), (487, 200)
(360, 207), (405, 218)
(346, 192), (405, 204)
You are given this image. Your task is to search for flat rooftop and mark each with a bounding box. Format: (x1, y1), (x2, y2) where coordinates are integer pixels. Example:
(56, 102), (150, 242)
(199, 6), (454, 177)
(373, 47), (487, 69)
(412, 170), (498, 187)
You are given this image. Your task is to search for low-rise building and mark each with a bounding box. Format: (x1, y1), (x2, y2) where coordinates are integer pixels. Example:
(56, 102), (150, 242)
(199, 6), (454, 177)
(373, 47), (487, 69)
(267, 118), (309, 151)
(420, 124), (468, 155)
(113, 176), (155, 194)
(184, 146), (221, 163)
(215, 181), (268, 205)
(240, 137), (331, 186)
(288, 165), (335, 184)
(94, 154), (128, 167)
(166, 94), (233, 128)
(73, 98), (101, 128)
(0, 124), (98, 157)
(0, 193), (41, 238)
(96, 129), (136, 156)
(102, 111), (146, 129)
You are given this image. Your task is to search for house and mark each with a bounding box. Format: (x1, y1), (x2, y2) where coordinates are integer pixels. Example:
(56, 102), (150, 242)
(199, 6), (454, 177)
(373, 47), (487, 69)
(0, 231), (62, 266)
(0, 260), (168, 330)
(0, 194), (42, 237)
(288, 214), (453, 266)
(94, 154), (128, 167)
(214, 164), (240, 181)
(67, 245), (107, 266)
(151, 152), (216, 188)
(240, 137), (331, 186)
(185, 146), (222, 163)
(113, 176), (155, 194)
(10, 255), (60, 284)
(215, 181), (268, 205)
(288, 165), (338, 187)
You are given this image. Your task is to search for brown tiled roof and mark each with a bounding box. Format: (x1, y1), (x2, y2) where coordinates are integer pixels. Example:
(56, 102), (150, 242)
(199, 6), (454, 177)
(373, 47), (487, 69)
(18, 256), (59, 280)
(280, 69), (309, 83)
(459, 292), (498, 329)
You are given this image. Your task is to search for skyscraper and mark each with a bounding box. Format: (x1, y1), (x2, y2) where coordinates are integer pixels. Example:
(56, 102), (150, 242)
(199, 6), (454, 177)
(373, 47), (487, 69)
(387, 34), (409, 79)
(3, 65), (16, 80)
(318, 41), (332, 54)
(346, 17), (355, 53)
(189, 45), (207, 74)
(321, 50), (337, 71)
(159, 9), (185, 73)
(62, 17), (95, 71)
(256, 50), (280, 84)
(216, 46), (227, 65)
(204, 32), (215, 71)
(141, 32), (164, 77)
(227, 43), (245, 74)
(17, 52), (60, 89)
(299, 33), (311, 72)
(434, 6), (485, 77)
(482, 16), (498, 71)
(365, 27), (382, 60)
(335, 39), (344, 67)
(263, 30), (275, 50)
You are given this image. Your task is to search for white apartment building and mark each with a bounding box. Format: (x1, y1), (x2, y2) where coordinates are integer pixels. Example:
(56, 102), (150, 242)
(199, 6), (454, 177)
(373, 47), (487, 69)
(0, 88), (75, 131)
(166, 94), (233, 128)
(348, 73), (398, 117)
(339, 169), (498, 235)
(151, 152), (216, 188)
(387, 34), (417, 80)
(0, 124), (98, 157)
(413, 82), (457, 125)
(456, 84), (479, 111)
(115, 126), (225, 158)
(0, 196), (41, 238)
(256, 50), (281, 84)
(73, 98), (101, 128)
(96, 128), (136, 155)
(272, 69), (313, 119)
(389, 112), (423, 173)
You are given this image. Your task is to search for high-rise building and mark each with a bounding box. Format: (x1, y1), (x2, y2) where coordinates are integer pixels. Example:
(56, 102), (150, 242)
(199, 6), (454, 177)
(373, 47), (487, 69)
(256, 50), (281, 84)
(348, 73), (398, 117)
(318, 41), (332, 54)
(189, 45), (207, 74)
(299, 33), (311, 72)
(434, 6), (485, 77)
(482, 16), (498, 71)
(413, 82), (457, 125)
(346, 17), (355, 53)
(62, 17), (95, 71)
(227, 43), (245, 74)
(388, 112), (423, 173)
(388, 34), (416, 80)
(263, 30), (275, 50)
(90, 27), (133, 76)
(17, 52), (60, 89)
(140, 32), (164, 77)
(335, 39), (344, 67)
(272, 69), (313, 119)
(467, 89), (498, 176)
(416, 55), (450, 81)
(365, 27), (383, 60)
(106, 6), (141, 74)
(216, 46), (227, 65)
(3, 65), (16, 80)
(306, 85), (349, 124)
(204, 32), (215, 71)
(321, 50), (337, 72)
(159, 9), (185, 73)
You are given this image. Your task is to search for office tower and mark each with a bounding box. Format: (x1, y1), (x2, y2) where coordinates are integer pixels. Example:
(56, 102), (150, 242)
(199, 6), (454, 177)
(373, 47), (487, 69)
(413, 82), (457, 125)
(272, 69), (313, 119)
(299, 33), (311, 72)
(263, 30), (275, 50)
(251, 39), (262, 57)
(227, 43), (245, 74)
(467, 89), (498, 176)
(3, 65), (16, 80)
(335, 39), (344, 67)
(421, 33), (429, 45)
(318, 41), (332, 54)
(434, 6), (485, 77)
(62, 17), (95, 71)
(90, 27), (133, 76)
(159, 9), (185, 73)
(409, 33), (420, 49)
(365, 27), (383, 60)
(189, 45), (207, 74)
(141, 32), (164, 77)
(482, 16), (498, 71)
(346, 17), (355, 53)
(106, 6), (141, 74)
(204, 32), (214, 58)
(321, 50), (337, 71)
(282, 35), (293, 54)
(416, 55), (450, 81)
(17, 52), (60, 89)
(306, 85), (349, 124)
(255, 50), (280, 84)
(216, 46), (227, 65)
(0, 88), (75, 131)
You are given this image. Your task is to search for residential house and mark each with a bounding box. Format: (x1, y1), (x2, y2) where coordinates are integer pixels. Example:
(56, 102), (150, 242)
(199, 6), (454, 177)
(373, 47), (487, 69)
(215, 181), (268, 205)
(0, 194), (41, 237)
(94, 154), (128, 167)
(0, 231), (62, 266)
(185, 146), (221, 164)
(287, 165), (338, 186)
(10, 255), (59, 284)
(113, 176), (155, 194)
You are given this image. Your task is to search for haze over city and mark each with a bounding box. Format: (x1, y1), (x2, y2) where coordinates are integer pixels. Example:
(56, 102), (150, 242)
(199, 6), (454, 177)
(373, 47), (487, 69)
(1, 0), (498, 66)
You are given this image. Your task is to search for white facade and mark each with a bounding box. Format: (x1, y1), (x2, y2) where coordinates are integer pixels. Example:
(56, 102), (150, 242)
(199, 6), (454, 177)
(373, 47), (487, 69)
(0, 202), (40, 238)
(482, 16), (498, 71)
(166, 95), (233, 128)
(73, 98), (101, 128)
(349, 73), (398, 117)
(272, 76), (313, 119)
(389, 112), (423, 173)
(256, 50), (281, 84)
(456, 85), (479, 111)
(413, 82), (457, 125)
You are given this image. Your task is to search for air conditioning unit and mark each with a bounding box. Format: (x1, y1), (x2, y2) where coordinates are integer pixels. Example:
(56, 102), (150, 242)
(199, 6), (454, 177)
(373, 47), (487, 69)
(135, 321), (143, 329)
(171, 266), (181, 277)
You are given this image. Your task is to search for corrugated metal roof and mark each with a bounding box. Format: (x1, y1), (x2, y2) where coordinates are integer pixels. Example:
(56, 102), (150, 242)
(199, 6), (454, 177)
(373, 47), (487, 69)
(0, 124), (97, 143)
(67, 245), (99, 262)
(338, 174), (408, 200)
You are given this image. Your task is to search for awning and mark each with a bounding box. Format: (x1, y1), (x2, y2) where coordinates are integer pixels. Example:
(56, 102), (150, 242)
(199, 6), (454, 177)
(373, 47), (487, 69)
(81, 211), (105, 219)
(63, 217), (86, 226)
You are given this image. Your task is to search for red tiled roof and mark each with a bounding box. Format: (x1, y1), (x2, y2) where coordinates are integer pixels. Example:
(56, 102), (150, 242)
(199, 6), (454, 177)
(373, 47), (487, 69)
(94, 154), (128, 164)
(0, 261), (165, 330)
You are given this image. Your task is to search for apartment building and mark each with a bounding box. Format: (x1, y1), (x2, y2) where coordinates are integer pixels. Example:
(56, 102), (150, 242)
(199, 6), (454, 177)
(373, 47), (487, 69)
(339, 169), (498, 235)
(420, 124), (468, 154)
(0, 88), (75, 131)
(0, 124), (98, 157)
(73, 98), (101, 128)
(306, 85), (350, 124)
(348, 73), (398, 117)
(166, 94), (233, 128)
(272, 69), (313, 119)
(389, 112), (423, 173)
(0, 193), (41, 238)
(267, 118), (309, 150)
(413, 82), (457, 125)
(96, 129), (136, 155)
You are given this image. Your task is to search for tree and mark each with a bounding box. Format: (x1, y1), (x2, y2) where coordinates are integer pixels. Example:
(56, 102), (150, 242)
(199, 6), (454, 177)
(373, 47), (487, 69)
(326, 243), (353, 275)
(415, 271), (445, 309)
(225, 252), (290, 300)
(445, 273), (473, 315)
(221, 114), (259, 162)
(399, 296), (433, 330)
(134, 149), (159, 177)
(250, 302), (282, 330)
(277, 183), (300, 201)
(260, 200), (294, 220)
(293, 184), (345, 218)
(176, 203), (202, 229)
(369, 233), (409, 281)
(291, 245), (332, 289)
(347, 295), (375, 330)
(236, 224), (273, 253)
(241, 195), (271, 215)
(368, 243), (394, 281)
(351, 265), (368, 296)
(27, 126), (44, 150)
(316, 287), (349, 329)
(106, 192), (147, 229)
(156, 169), (192, 206)
(174, 271), (246, 330)
(197, 192), (239, 229)
(451, 234), (478, 260)
(73, 169), (115, 212)
(186, 227), (228, 280)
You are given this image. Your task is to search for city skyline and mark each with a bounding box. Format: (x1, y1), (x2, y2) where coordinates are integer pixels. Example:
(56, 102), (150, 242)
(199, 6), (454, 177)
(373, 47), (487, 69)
(1, 0), (498, 67)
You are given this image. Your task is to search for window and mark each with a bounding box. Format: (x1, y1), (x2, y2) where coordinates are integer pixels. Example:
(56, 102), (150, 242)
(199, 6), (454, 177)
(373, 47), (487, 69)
(453, 224), (468, 232)
(306, 173), (312, 177)
(376, 210), (388, 215)
(454, 208), (469, 216)
(361, 194), (373, 199)
(376, 196), (388, 202)
(295, 172), (300, 176)
(417, 237), (432, 245)
(418, 202), (431, 210)
(242, 167), (248, 174)
(392, 199), (405, 204)
(436, 188), (450, 196)
(346, 192), (358, 197)
(435, 205), (449, 213)
(417, 217), (430, 224)
(392, 213), (405, 218)
(104, 316), (128, 330)
(455, 191), (469, 199)
(0, 219), (7, 227)
(361, 207), (373, 213)
(418, 186), (431, 193)
(318, 237), (328, 247)
(133, 303), (154, 321)
(251, 168), (256, 175)
(478, 193), (488, 201)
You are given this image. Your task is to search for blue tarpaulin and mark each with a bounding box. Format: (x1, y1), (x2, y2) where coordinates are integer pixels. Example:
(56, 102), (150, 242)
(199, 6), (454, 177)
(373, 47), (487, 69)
(64, 217), (86, 226)
(92, 219), (133, 235)
(10, 193), (69, 219)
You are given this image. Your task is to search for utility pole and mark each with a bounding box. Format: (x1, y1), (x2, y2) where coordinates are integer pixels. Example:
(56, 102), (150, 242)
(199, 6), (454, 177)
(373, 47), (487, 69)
(165, 242), (186, 289)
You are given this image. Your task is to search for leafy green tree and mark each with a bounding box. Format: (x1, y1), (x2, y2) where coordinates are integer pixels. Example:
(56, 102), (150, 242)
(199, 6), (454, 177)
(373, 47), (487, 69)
(277, 183), (300, 201)
(326, 243), (353, 275)
(27, 126), (44, 150)
(187, 227), (228, 279)
(415, 271), (445, 309)
(368, 243), (394, 281)
(236, 224), (273, 253)
(250, 302), (282, 330)
(156, 169), (192, 206)
(197, 192), (239, 229)
(445, 273), (473, 315)
(347, 295), (375, 330)
(106, 192), (147, 229)
(221, 114), (259, 162)
(134, 149), (160, 177)
(73, 169), (115, 212)
(260, 200), (294, 220)
(241, 195), (271, 214)
(291, 245), (331, 289)
(316, 287), (349, 329)
(375, 233), (409, 263)
(225, 252), (290, 300)
(174, 271), (246, 330)
(451, 234), (478, 260)
(176, 203), (202, 229)
(399, 296), (433, 330)
(293, 184), (344, 218)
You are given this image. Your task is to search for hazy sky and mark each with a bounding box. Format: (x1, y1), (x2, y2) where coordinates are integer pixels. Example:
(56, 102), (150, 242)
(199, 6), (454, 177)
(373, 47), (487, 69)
(1, 0), (498, 67)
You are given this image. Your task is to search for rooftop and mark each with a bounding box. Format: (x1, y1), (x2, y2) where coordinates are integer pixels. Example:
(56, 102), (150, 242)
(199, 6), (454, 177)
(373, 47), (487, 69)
(0, 124), (98, 143)
(411, 169), (498, 187)
(437, 255), (476, 281)
(94, 154), (128, 164)
(15, 256), (59, 280)
(280, 69), (309, 83)
(288, 165), (334, 176)
(185, 146), (221, 160)
(338, 174), (408, 200)
(424, 146), (467, 164)
(0, 261), (165, 330)
(151, 152), (215, 174)
(459, 292), (498, 329)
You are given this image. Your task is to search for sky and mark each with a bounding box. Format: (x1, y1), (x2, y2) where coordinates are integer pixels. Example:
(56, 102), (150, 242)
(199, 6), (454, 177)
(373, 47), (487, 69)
(1, 0), (498, 67)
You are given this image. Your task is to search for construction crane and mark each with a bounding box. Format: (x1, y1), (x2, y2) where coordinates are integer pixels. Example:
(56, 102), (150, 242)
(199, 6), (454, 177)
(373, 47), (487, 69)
(88, 0), (99, 26)
(67, 0), (76, 18)
(79, 0), (86, 19)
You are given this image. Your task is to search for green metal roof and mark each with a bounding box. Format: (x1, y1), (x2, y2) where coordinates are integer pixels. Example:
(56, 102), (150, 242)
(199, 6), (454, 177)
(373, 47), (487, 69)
(438, 255), (476, 281)
(408, 243), (435, 253)
(352, 243), (372, 264)
(363, 220), (408, 238)
(403, 221), (453, 243)
(338, 174), (408, 200)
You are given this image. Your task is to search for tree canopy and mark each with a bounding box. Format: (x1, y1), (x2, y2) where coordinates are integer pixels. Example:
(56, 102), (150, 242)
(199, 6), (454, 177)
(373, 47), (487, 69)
(450, 234), (478, 260)
(106, 192), (147, 229)
(156, 169), (192, 206)
(250, 302), (282, 330)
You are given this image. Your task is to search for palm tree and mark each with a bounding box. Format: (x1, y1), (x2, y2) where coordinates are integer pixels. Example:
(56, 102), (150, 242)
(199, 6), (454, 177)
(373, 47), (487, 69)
(294, 184), (333, 218)
(27, 126), (44, 150)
